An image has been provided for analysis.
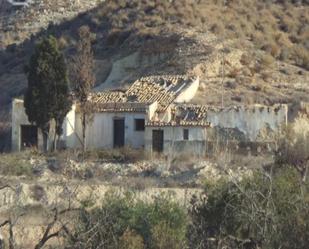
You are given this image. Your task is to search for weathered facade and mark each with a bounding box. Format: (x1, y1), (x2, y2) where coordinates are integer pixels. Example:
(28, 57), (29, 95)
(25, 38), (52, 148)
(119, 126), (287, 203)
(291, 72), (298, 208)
(11, 75), (290, 155)
(11, 99), (76, 151)
(73, 102), (157, 149)
(11, 75), (199, 151)
(145, 126), (208, 156)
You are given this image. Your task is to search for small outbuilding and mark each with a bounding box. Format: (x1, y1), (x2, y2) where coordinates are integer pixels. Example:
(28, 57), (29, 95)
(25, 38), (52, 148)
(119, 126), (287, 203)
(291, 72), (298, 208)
(145, 105), (210, 157)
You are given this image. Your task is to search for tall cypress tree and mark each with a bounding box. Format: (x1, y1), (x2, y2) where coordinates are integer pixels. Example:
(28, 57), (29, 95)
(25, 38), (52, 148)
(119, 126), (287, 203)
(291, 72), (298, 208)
(24, 36), (71, 152)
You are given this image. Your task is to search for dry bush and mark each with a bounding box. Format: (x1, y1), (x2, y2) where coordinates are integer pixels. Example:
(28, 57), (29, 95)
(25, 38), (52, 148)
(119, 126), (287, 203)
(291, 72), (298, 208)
(262, 42), (281, 58)
(279, 47), (292, 61)
(210, 23), (224, 35)
(261, 71), (273, 82)
(276, 119), (309, 181)
(85, 147), (145, 163)
(228, 67), (240, 78)
(0, 152), (33, 176)
(235, 75), (251, 85)
(259, 53), (275, 69)
(151, 221), (186, 249)
(292, 45), (309, 70)
(119, 229), (145, 249)
(279, 15), (297, 33)
(30, 184), (46, 202)
(169, 153), (196, 173)
(225, 80), (237, 89)
(58, 35), (69, 49)
(240, 53), (252, 66)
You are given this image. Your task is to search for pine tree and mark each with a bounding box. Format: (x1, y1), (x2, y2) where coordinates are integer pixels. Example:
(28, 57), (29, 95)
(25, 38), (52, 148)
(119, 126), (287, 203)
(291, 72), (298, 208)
(24, 36), (71, 152)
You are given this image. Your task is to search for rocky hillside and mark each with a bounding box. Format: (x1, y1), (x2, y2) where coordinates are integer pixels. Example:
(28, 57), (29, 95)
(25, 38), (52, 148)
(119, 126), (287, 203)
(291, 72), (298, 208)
(0, 0), (105, 48)
(0, 0), (308, 150)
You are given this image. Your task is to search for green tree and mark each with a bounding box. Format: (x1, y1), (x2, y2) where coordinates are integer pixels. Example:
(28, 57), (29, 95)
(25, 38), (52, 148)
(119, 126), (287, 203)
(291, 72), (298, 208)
(52, 80), (72, 151)
(24, 36), (71, 151)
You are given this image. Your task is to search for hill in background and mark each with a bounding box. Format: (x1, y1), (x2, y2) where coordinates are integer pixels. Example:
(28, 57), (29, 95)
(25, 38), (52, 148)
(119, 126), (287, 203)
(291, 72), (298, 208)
(0, 0), (308, 150)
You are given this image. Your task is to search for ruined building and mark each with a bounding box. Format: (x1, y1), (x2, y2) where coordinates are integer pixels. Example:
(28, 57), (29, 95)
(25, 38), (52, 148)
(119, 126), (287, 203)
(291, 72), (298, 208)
(12, 75), (289, 155)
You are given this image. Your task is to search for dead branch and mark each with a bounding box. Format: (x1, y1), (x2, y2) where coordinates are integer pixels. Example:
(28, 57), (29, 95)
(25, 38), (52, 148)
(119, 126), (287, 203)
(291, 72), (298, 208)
(0, 184), (15, 191)
(34, 208), (80, 249)
(0, 219), (15, 249)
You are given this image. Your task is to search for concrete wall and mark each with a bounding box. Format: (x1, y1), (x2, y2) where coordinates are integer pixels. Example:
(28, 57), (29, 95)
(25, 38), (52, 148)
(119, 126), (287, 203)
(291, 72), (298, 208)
(174, 77), (199, 103)
(145, 126), (207, 156)
(205, 105), (288, 141)
(75, 112), (147, 149)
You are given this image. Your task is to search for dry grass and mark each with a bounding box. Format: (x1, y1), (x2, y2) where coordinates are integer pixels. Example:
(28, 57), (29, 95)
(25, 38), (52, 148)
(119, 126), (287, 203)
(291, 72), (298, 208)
(0, 151), (33, 176)
(84, 147), (146, 163)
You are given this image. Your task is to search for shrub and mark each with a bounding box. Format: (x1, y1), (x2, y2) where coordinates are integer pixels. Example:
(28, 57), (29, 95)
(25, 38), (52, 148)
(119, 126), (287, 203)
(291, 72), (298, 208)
(259, 53), (275, 69)
(119, 229), (145, 249)
(262, 42), (281, 58)
(240, 53), (251, 66)
(30, 184), (46, 202)
(292, 45), (309, 70)
(151, 221), (186, 249)
(187, 167), (309, 249)
(275, 120), (309, 181)
(279, 47), (291, 61)
(0, 152), (33, 177)
(68, 191), (187, 249)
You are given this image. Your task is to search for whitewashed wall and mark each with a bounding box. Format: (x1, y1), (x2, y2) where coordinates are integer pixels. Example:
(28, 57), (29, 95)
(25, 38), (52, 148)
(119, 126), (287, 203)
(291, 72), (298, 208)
(145, 126), (207, 156)
(206, 105), (288, 141)
(74, 112), (147, 149)
(174, 77), (199, 103)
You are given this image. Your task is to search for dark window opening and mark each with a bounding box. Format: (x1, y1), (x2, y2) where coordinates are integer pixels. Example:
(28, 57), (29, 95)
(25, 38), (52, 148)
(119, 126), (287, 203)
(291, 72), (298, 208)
(21, 125), (38, 149)
(135, 119), (145, 131)
(183, 129), (189, 140)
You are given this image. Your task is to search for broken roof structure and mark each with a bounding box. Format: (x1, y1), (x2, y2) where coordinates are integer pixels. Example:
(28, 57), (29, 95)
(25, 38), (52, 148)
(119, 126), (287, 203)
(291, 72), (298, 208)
(147, 104), (211, 127)
(88, 75), (199, 112)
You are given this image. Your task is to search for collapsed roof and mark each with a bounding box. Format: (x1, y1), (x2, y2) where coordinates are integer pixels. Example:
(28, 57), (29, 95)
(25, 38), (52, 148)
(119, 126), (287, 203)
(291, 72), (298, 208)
(147, 104), (211, 127)
(89, 75), (198, 112)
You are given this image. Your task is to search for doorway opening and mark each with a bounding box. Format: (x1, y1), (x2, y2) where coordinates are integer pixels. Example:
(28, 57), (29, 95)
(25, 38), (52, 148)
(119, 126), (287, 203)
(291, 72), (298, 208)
(21, 125), (38, 150)
(113, 118), (125, 148)
(152, 130), (164, 153)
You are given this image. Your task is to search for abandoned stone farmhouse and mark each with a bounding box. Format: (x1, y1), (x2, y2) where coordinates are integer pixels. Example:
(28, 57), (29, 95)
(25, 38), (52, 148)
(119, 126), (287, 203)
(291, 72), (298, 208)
(12, 75), (289, 156)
